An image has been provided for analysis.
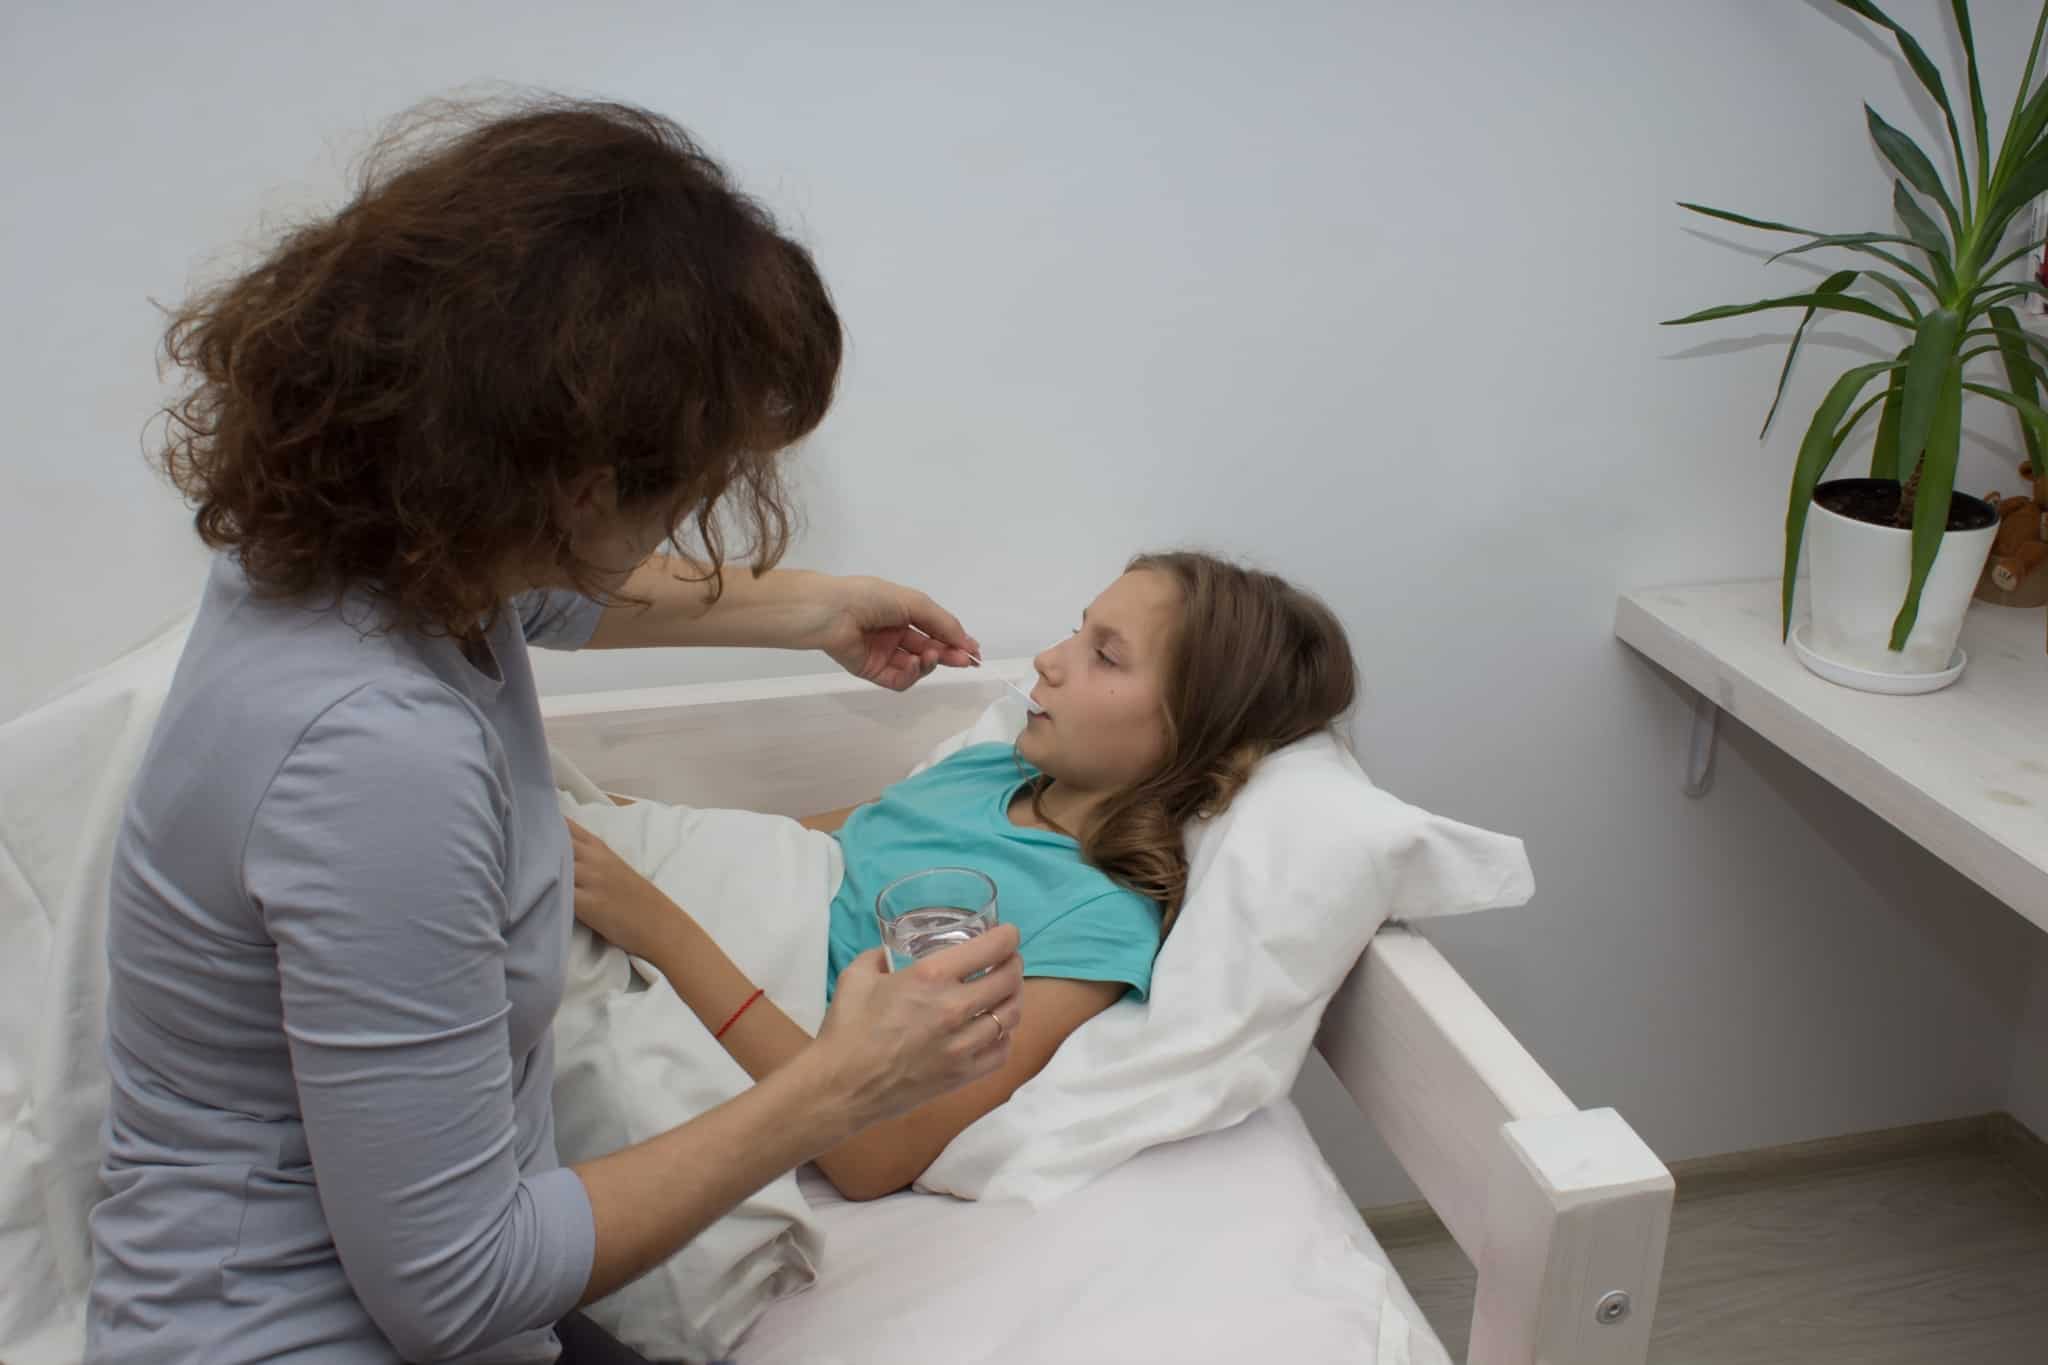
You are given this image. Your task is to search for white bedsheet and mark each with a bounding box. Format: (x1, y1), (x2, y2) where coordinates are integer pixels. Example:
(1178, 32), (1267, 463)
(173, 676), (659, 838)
(736, 1098), (1452, 1365)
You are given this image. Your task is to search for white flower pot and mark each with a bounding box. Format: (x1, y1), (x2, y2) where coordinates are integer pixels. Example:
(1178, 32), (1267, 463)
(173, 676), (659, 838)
(1804, 478), (1997, 682)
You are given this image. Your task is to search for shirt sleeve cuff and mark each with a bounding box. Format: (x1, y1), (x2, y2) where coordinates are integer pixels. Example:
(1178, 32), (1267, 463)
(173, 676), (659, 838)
(1018, 963), (1149, 1003)
(530, 1164), (599, 1324)
(516, 590), (606, 651)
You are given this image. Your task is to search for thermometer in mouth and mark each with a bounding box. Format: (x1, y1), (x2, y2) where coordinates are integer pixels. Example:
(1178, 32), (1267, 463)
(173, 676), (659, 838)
(961, 652), (1045, 714)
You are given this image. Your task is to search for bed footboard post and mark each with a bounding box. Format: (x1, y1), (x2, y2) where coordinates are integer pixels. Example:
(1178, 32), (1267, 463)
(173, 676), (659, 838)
(1466, 1108), (1673, 1365)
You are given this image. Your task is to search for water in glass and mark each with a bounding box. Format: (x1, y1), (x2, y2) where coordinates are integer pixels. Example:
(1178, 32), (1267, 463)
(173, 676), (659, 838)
(881, 905), (994, 971)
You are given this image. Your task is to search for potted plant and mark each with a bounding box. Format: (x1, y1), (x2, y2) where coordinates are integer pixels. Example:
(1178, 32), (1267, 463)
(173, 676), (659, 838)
(1666, 0), (2048, 689)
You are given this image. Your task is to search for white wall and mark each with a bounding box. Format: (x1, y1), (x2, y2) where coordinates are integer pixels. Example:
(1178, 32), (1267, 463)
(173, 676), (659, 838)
(2012, 949), (2048, 1140)
(7, 0), (2043, 1205)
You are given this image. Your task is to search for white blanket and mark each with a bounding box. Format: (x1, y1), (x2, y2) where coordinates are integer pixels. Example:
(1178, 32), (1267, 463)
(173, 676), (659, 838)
(550, 762), (843, 1362)
(0, 618), (192, 1365)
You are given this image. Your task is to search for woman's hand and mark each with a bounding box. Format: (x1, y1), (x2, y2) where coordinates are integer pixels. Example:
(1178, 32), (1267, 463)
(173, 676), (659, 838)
(566, 818), (679, 961)
(812, 926), (1025, 1128)
(805, 575), (981, 692)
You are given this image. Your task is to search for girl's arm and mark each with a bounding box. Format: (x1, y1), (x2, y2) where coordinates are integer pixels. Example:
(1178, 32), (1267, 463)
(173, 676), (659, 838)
(568, 822), (1117, 1200)
(806, 975), (1124, 1199)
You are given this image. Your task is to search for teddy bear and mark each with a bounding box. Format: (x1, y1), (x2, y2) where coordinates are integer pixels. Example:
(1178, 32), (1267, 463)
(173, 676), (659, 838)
(1981, 461), (2048, 595)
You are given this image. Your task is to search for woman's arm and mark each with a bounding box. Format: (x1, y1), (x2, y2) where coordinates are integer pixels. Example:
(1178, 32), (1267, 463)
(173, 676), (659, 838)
(630, 899), (1115, 1201)
(570, 929), (1023, 1299)
(584, 554), (980, 692)
(253, 687), (602, 1361)
(571, 1036), (869, 1298)
(567, 822), (1115, 1200)
(584, 556), (839, 651)
(809, 977), (1123, 1200)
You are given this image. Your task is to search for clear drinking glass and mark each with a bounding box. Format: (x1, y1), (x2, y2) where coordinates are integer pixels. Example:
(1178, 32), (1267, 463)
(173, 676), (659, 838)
(874, 867), (999, 971)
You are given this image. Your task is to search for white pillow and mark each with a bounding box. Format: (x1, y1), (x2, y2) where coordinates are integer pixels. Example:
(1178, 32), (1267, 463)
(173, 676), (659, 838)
(914, 696), (1533, 1204)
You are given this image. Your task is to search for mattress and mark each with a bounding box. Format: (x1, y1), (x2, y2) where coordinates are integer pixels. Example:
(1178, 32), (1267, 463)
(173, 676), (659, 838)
(734, 1099), (1453, 1365)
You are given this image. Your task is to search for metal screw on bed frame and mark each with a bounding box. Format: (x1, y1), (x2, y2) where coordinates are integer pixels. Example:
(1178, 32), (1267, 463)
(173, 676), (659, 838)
(1594, 1291), (1632, 1325)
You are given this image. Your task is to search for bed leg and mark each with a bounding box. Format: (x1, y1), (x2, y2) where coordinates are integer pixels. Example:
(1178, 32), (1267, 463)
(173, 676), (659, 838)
(1465, 1108), (1673, 1365)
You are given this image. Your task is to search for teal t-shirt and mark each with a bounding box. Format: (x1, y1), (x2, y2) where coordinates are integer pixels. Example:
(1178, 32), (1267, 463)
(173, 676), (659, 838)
(825, 742), (1164, 1002)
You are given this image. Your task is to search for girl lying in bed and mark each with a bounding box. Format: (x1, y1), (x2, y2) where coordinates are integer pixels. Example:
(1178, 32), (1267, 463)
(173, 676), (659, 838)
(567, 550), (1357, 1200)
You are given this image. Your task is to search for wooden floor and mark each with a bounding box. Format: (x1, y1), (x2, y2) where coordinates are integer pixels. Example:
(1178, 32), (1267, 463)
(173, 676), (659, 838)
(1371, 1116), (2048, 1365)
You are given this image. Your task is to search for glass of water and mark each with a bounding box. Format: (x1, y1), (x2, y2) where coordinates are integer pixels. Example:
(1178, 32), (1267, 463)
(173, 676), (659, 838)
(875, 867), (998, 972)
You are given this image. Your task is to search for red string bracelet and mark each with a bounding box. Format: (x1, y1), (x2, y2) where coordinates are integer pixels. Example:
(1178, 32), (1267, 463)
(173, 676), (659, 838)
(714, 987), (765, 1041)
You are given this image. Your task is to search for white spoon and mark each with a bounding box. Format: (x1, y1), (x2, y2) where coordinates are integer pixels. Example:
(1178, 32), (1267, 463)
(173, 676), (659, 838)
(962, 651), (1045, 714)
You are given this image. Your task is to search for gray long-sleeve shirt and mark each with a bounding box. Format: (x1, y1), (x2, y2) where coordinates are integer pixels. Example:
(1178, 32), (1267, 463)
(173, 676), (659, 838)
(87, 557), (603, 1364)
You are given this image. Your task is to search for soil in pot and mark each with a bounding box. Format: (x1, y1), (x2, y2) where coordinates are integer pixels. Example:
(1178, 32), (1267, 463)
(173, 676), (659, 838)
(1815, 478), (1998, 532)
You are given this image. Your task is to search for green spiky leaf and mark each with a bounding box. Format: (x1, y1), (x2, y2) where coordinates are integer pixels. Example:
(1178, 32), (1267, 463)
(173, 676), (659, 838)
(1762, 271), (1860, 438)
(1950, 1), (1990, 188)
(1763, 232), (1937, 294)
(1891, 183), (1953, 288)
(1985, 145), (2048, 238)
(1831, 0), (1971, 201)
(1894, 308), (1964, 475)
(1963, 381), (2048, 478)
(1988, 305), (2045, 465)
(1663, 289), (1912, 330)
(1891, 358), (1964, 649)
(1784, 361), (1902, 637)
(1675, 202), (1815, 235)
(1868, 105), (1961, 235)
(1870, 365), (1906, 481)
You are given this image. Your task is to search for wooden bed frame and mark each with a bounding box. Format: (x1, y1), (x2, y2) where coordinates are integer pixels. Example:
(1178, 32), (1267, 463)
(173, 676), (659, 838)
(542, 663), (1675, 1365)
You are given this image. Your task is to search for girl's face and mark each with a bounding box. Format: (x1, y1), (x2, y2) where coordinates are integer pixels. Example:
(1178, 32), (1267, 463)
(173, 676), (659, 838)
(1016, 569), (1180, 794)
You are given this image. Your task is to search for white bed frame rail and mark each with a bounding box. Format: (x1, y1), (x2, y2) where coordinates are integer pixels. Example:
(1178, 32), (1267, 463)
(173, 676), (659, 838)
(1320, 933), (1672, 1364)
(542, 664), (1673, 1365)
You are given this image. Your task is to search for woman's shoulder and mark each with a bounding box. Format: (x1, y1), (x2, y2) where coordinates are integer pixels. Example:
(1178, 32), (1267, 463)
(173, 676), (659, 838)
(185, 561), (487, 734)
(149, 582), (500, 838)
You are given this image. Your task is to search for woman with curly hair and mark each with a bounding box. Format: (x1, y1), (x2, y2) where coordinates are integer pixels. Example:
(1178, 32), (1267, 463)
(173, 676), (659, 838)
(88, 97), (1020, 1365)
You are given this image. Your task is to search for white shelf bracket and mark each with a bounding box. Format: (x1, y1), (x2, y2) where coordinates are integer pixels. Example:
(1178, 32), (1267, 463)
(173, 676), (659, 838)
(1683, 693), (1718, 798)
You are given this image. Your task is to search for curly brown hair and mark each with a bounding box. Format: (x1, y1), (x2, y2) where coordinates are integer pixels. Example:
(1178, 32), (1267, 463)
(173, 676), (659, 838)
(154, 94), (841, 637)
(1028, 551), (1359, 932)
